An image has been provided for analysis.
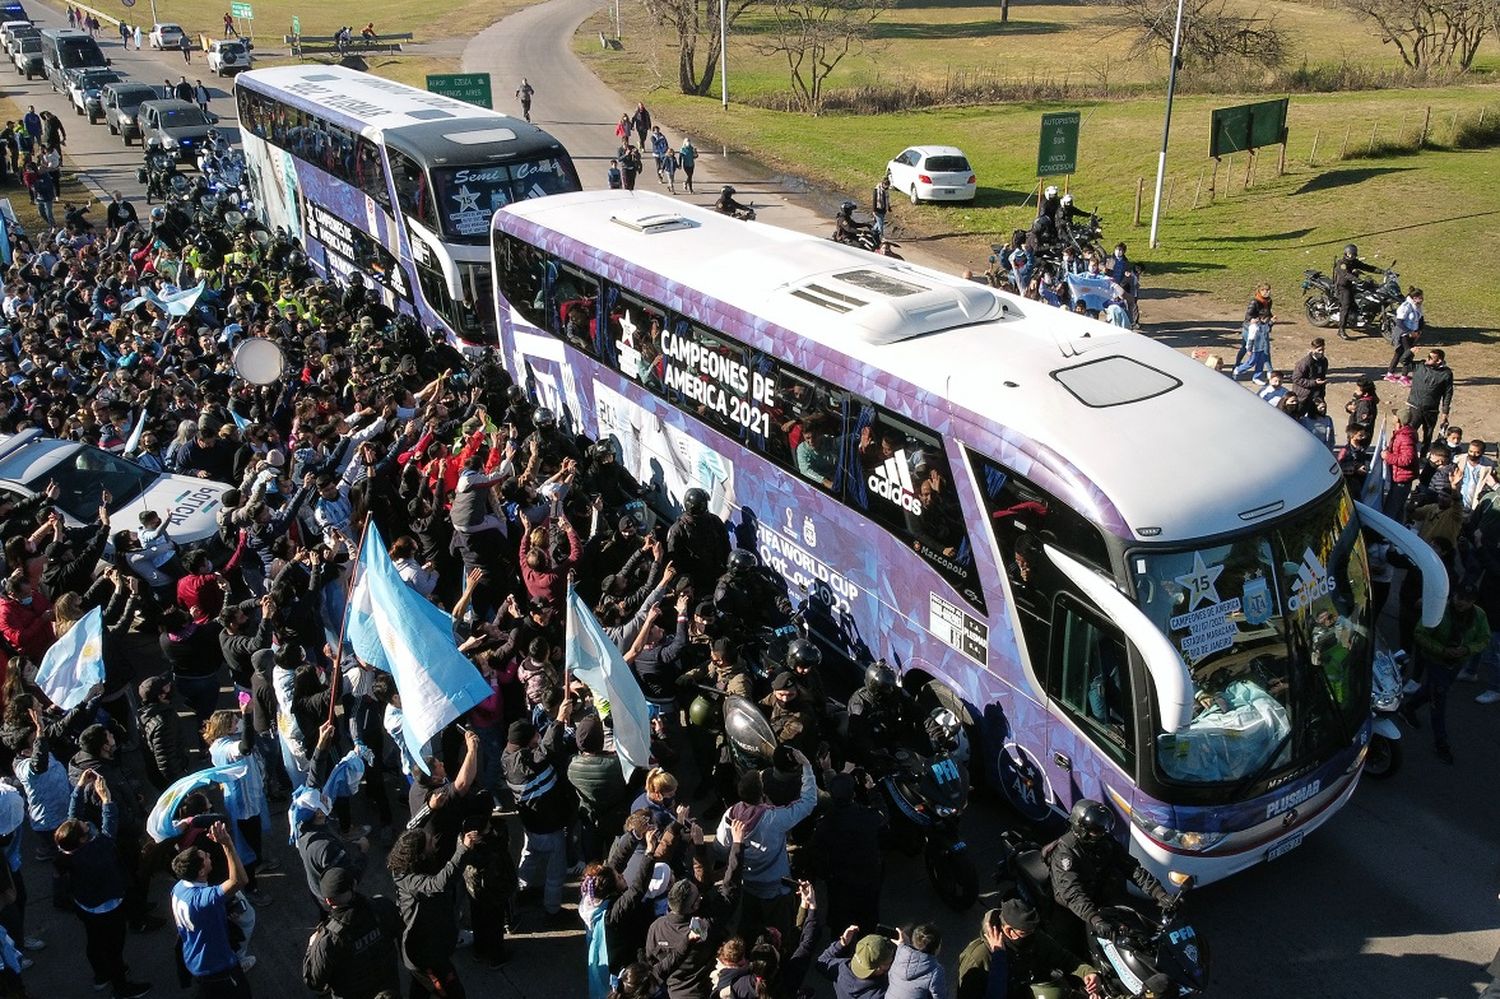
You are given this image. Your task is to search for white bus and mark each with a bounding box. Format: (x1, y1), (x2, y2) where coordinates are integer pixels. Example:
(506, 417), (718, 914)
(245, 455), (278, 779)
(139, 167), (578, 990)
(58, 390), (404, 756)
(489, 190), (1444, 883)
(234, 65), (580, 349)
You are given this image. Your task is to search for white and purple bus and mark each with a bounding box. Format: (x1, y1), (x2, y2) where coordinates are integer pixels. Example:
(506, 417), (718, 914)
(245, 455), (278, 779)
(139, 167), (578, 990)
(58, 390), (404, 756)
(490, 191), (1443, 884)
(233, 65), (580, 350)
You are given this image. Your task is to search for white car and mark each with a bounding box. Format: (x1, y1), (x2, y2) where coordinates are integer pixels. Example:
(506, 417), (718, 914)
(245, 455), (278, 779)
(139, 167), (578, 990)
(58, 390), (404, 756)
(205, 38), (249, 76)
(149, 23), (186, 49)
(885, 145), (978, 205)
(1, 19), (34, 55)
(66, 67), (120, 123)
(0, 430), (230, 552)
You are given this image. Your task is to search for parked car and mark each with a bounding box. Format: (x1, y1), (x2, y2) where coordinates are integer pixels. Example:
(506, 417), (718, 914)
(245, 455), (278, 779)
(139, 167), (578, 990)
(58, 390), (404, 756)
(1, 19), (35, 55)
(0, 4), (27, 23)
(148, 22), (185, 50)
(205, 38), (249, 76)
(65, 66), (121, 123)
(0, 429), (230, 555)
(885, 145), (978, 205)
(11, 32), (39, 78)
(138, 98), (218, 162)
(103, 81), (159, 144)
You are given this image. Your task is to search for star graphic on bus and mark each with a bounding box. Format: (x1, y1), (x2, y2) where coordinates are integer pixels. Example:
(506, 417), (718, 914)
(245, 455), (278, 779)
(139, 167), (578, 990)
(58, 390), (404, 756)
(1174, 551), (1224, 611)
(452, 185), (481, 213)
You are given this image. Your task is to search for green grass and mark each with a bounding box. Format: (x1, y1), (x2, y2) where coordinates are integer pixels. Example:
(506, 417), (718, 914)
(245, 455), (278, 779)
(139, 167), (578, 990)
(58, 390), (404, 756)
(582, 5), (1500, 324)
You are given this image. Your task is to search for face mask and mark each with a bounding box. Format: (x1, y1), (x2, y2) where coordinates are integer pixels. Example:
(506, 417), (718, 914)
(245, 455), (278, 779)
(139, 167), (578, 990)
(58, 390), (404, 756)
(17, 596), (31, 606)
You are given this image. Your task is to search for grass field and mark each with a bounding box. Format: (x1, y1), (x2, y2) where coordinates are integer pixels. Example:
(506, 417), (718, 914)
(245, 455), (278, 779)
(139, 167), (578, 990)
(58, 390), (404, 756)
(580, 3), (1500, 327)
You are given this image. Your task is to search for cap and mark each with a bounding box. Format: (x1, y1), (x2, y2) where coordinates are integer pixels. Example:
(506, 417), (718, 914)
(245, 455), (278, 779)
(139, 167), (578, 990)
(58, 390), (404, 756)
(646, 862), (673, 899)
(318, 866), (356, 904)
(507, 719), (537, 745)
(850, 934), (895, 979)
(772, 671), (797, 691)
(617, 516), (638, 535)
(1000, 898), (1041, 933)
(574, 713), (604, 754)
(826, 772), (855, 803)
(266, 449), (285, 468)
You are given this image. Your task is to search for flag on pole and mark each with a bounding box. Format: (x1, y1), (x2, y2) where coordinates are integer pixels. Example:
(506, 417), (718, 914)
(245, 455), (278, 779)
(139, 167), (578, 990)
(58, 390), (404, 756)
(35, 607), (104, 710)
(123, 409), (148, 456)
(345, 524), (490, 770)
(146, 761), (251, 842)
(565, 585), (652, 779)
(1360, 417), (1388, 507)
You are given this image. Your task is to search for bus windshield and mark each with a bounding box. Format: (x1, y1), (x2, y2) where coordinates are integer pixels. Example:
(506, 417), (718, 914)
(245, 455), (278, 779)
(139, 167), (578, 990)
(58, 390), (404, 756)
(429, 155), (577, 243)
(58, 36), (105, 69)
(1129, 486), (1372, 787)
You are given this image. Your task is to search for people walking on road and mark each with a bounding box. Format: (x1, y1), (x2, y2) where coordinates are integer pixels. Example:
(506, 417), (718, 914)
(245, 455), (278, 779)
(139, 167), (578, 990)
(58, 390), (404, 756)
(606, 159), (621, 190)
(134, 25), (143, 50)
(176, 77), (194, 103)
(650, 126), (669, 183)
(1404, 583), (1489, 765)
(224, 12), (239, 38)
(120, 21), (130, 46)
(181, 34), (192, 63)
(631, 102), (651, 148)
(516, 78), (534, 122)
(1386, 287), (1425, 385)
(195, 81), (211, 113)
(662, 148), (679, 194)
(679, 137), (696, 193)
(615, 113), (631, 146)
(621, 146), (641, 192)
(872, 174), (891, 238)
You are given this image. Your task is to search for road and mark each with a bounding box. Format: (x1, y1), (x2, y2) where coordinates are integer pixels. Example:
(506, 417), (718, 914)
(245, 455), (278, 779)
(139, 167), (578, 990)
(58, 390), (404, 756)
(0, 2), (1493, 997)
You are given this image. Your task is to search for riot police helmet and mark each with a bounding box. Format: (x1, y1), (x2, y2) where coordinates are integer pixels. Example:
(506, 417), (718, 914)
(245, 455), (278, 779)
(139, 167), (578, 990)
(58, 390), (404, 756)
(683, 487), (709, 515)
(788, 638), (822, 673)
(1069, 798), (1116, 846)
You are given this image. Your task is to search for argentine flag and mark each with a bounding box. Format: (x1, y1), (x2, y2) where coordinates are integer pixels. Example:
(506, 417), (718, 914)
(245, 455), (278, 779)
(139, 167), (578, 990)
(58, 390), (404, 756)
(346, 524), (490, 770)
(146, 761), (251, 842)
(565, 585), (652, 778)
(35, 607), (104, 710)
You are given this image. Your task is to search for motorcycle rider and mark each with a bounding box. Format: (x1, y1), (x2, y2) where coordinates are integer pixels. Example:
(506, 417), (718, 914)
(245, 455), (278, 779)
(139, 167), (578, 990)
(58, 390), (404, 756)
(846, 660), (909, 765)
(1039, 184), (1060, 222)
(1055, 192), (1088, 233)
(833, 200), (873, 248)
(143, 146), (177, 204)
(715, 185), (752, 218)
(666, 487), (731, 597)
(712, 549), (790, 636)
(1046, 799), (1175, 942)
(1332, 243), (1381, 341)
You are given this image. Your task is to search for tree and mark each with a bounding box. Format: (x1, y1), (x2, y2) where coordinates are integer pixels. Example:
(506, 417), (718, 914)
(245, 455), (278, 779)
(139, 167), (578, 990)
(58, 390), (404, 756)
(640, 0), (758, 96)
(1111, 0), (1287, 68)
(1341, 0), (1494, 71)
(756, 0), (893, 113)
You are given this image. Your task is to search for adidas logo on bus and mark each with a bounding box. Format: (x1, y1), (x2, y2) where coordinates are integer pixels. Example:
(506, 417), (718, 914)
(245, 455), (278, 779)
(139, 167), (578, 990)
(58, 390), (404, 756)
(1286, 547), (1334, 611)
(868, 450), (923, 515)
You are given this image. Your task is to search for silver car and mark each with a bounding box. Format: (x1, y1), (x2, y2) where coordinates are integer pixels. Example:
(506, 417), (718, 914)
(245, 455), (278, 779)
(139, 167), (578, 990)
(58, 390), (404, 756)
(103, 82), (158, 145)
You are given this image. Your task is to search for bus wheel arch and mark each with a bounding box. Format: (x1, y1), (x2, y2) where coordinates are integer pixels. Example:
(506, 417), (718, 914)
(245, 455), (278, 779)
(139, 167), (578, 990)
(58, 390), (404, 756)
(904, 670), (978, 774)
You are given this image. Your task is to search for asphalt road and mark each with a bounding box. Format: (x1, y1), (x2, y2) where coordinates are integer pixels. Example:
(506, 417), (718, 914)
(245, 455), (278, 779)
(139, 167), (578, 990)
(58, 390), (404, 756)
(1, 1), (1495, 996)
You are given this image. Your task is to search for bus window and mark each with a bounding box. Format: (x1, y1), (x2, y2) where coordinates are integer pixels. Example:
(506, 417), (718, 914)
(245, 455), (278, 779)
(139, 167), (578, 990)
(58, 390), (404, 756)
(769, 368), (846, 492)
(602, 285), (667, 390)
(389, 147), (434, 230)
(494, 232), (548, 331)
(356, 137), (390, 211)
(1053, 597), (1135, 768)
(417, 258), (458, 331)
(547, 261), (599, 356)
(849, 402), (983, 611)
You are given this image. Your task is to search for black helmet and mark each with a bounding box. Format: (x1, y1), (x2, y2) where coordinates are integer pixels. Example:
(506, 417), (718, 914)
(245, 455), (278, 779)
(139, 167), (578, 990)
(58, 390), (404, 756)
(839, 200), (856, 216)
(683, 487), (709, 515)
(1343, 243), (1358, 258)
(864, 659), (897, 693)
(587, 441), (614, 462)
(1069, 799), (1116, 846)
(787, 638), (821, 672)
(726, 549), (758, 574)
(533, 407), (556, 429)
(505, 384), (528, 407)
(721, 185), (735, 196)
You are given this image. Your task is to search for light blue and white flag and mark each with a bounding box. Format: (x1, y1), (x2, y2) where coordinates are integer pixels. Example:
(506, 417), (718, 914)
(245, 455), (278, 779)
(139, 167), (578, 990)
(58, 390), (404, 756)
(346, 524), (490, 770)
(1064, 272), (1117, 312)
(35, 607), (104, 710)
(565, 585), (652, 779)
(1361, 417), (1388, 507)
(323, 747), (368, 800)
(123, 408), (149, 455)
(146, 761), (251, 842)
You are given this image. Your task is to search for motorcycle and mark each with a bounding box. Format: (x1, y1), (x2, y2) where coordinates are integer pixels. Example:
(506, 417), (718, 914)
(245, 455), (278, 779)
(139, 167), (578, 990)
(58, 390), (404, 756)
(715, 203), (756, 221)
(1301, 263), (1403, 333)
(1365, 647), (1406, 780)
(996, 832), (1208, 998)
(862, 706), (978, 911)
(832, 218), (880, 252)
(138, 149), (180, 205)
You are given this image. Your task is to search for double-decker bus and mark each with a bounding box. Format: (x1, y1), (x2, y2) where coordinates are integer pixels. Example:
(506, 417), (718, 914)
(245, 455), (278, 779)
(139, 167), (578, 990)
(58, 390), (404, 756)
(233, 65), (580, 350)
(490, 191), (1445, 883)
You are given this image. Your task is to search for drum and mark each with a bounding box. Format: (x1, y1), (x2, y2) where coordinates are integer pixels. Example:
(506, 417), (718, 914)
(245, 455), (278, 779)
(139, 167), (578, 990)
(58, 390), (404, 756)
(232, 338), (284, 385)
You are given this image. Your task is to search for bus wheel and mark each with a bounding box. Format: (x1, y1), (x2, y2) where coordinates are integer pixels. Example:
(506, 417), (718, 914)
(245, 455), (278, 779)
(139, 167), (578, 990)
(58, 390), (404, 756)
(995, 740), (1054, 824)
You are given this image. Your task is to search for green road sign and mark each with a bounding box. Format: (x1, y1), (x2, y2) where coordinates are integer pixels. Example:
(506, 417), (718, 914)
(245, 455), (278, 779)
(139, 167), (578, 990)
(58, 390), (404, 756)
(426, 72), (493, 110)
(291, 14), (300, 34)
(1210, 98), (1289, 158)
(1037, 111), (1080, 177)
(230, 1), (253, 18)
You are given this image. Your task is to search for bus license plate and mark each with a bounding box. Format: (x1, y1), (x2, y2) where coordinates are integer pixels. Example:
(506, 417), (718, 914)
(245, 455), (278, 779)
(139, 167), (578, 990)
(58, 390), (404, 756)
(1266, 831), (1303, 861)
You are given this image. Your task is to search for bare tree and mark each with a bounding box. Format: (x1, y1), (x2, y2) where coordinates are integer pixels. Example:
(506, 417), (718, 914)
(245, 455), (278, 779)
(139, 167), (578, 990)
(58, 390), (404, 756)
(755, 0), (893, 113)
(640, 0), (758, 95)
(1341, 0), (1494, 70)
(1112, 0), (1287, 68)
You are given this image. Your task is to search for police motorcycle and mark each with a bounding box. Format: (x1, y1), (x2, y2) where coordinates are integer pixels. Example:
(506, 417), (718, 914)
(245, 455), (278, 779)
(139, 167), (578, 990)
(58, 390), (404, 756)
(139, 147), (184, 205)
(830, 200), (881, 252)
(994, 835), (1207, 998)
(1365, 645), (1406, 780)
(859, 697), (978, 911)
(1301, 260), (1403, 333)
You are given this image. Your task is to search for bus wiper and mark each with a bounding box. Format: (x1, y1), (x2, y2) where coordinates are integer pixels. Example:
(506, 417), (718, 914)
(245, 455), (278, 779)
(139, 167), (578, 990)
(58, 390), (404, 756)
(1228, 728), (1292, 801)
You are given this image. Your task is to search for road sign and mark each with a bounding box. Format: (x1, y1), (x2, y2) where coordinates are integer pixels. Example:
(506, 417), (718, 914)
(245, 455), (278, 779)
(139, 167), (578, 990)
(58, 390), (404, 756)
(1036, 111), (1080, 177)
(231, 2), (253, 19)
(121, 0), (136, 7)
(1210, 98), (1289, 158)
(291, 14), (300, 34)
(426, 72), (493, 110)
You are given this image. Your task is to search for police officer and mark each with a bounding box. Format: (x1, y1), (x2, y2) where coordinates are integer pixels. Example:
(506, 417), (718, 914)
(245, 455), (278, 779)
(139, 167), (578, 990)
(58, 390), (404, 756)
(715, 185), (752, 218)
(302, 866), (404, 999)
(521, 407), (581, 476)
(846, 660), (908, 764)
(1046, 799), (1174, 942)
(1332, 243), (1380, 341)
(666, 487), (730, 597)
(712, 549), (790, 634)
(834, 200), (872, 246)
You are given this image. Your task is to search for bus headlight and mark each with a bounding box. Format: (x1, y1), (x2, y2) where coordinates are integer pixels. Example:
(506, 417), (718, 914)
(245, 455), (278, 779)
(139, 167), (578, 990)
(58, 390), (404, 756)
(1109, 787), (1227, 853)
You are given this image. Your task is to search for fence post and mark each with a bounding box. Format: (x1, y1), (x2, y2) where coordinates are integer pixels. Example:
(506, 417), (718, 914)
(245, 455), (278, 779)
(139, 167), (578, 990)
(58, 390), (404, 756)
(1165, 175), (1176, 212)
(1244, 150), (1254, 189)
(1133, 176), (1144, 226)
(1339, 124), (1351, 159)
(1277, 142), (1286, 177)
(1368, 123), (1379, 155)
(1420, 106), (1431, 148)
(1223, 155), (1232, 197)
(1396, 111), (1408, 146)
(1192, 168), (1203, 209)
(1308, 128), (1321, 166)
(1209, 157), (1219, 202)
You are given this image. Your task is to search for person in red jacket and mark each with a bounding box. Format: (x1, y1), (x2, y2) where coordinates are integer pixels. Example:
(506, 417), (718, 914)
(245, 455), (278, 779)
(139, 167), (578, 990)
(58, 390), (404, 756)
(0, 573), (54, 663)
(1381, 407), (1420, 521)
(519, 508), (581, 607)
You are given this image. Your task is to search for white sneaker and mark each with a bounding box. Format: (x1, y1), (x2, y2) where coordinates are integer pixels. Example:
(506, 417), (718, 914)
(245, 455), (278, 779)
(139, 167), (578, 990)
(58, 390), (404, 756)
(22, 937), (44, 951)
(239, 955), (257, 972)
(1455, 669), (1479, 682)
(1475, 690), (1500, 705)
(456, 929), (474, 949)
